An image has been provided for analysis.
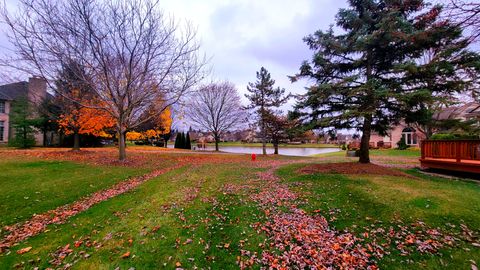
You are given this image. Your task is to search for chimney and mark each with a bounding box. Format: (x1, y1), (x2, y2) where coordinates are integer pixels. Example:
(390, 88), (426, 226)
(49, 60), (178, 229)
(28, 76), (47, 104)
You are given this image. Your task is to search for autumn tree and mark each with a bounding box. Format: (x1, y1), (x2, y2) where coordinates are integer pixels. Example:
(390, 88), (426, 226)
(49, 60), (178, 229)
(264, 112), (291, 155)
(186, 82), (244, 151)
(2, 0), (205, 160)
(55, 61), (115, 150)
(246, 68), (289, 155)
(126, 131), (144, 142)
(292, 0), (480, 163)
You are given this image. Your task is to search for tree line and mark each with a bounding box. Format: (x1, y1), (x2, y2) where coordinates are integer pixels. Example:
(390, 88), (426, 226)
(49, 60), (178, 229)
(3, 0), (480, 163)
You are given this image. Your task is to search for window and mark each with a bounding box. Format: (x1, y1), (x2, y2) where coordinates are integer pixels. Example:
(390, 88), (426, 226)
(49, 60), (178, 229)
(0, 121), (4, 141)
(0, 101), (4, 113)
(401, 127), (417, 145)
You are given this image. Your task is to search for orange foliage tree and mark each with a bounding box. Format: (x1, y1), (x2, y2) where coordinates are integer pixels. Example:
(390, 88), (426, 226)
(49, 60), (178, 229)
(57, 95), (115, 150)
(126, 131), (144, 142)
(137, 106), (173, 147)
(55, 62), (115, 150)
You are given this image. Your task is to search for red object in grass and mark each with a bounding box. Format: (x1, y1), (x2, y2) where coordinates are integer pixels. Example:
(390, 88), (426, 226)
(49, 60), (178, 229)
(251, 153), (256, 161)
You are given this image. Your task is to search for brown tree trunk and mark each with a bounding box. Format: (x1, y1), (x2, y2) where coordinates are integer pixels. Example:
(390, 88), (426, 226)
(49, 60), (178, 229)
(73, 131), (80, 151)
(261, 119), (267, 155)
(273, 139), (279, 155)
(215, 134), (220, 151)
(119, 129), (126, 160)
(359, 114), (372, 163)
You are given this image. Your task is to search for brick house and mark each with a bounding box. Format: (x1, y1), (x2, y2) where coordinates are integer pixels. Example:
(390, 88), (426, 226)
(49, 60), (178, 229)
(0, 77), (48, 146)
(369, 122), (426, 149)
(369, 102), (480, 148)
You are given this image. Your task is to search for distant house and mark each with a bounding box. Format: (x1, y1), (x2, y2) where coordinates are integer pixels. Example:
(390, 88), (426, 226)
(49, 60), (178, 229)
(370, 122), (425, 149)
(369, 102), (480, 148)
(0, 77), (48, 146)
(433, 102), (480, 124)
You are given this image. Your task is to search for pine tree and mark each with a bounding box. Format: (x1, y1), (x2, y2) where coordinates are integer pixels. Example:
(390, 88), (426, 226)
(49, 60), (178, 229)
(174, 132), (180, 149)
(9, 97), (39, 148)
(179, 132), (186, 149)
(185, 132), (192, 149)
(292, 0), (480, 163)
(245, 67), (289, 155)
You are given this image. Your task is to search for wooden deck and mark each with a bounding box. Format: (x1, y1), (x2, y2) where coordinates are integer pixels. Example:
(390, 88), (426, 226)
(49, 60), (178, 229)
(420, 140), (480, 173)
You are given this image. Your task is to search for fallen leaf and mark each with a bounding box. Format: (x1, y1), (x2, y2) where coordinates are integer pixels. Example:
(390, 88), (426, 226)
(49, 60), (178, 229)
(17, 247), (32, 254)
(121, 251), (130, 258)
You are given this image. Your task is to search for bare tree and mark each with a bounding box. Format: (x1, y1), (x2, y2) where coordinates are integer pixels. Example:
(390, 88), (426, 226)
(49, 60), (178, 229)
(186, 82), (244, 151)
(446, 0), (480, 43)
(1, 0), (206, 160)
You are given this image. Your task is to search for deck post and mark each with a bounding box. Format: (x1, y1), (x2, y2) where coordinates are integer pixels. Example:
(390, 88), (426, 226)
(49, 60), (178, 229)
(456, 141), (461, 163)
(421, 141), (425, 159)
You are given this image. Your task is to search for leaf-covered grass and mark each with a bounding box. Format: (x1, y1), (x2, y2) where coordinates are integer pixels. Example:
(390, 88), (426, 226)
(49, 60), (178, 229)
(0, 161), (266, 269)
(1, 148), (478, 269)
(277, 164), (480, 269)
(0, 157), (146, 227)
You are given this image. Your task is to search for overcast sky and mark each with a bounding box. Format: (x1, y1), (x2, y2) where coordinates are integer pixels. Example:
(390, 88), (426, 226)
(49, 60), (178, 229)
(158, 0), (348, 108)
(1, 0), (348, 111)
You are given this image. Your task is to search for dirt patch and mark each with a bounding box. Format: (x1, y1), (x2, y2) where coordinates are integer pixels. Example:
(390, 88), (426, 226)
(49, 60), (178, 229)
(299, 162), (413, 177)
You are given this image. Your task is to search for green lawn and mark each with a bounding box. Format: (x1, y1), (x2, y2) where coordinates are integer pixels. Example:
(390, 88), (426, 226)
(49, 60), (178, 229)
(0, 158), (146, 227)
(277, 164), (480, 269)
(371, 148), (421, 157)
(0, 149), (478, 269)
(0, 161), (267, 269)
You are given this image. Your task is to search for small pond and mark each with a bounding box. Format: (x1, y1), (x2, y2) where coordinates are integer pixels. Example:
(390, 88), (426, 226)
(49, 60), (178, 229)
(169, 144), (340, 157)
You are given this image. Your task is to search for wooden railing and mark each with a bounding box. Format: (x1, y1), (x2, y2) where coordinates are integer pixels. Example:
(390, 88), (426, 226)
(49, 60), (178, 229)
(421, 140), (480, 162)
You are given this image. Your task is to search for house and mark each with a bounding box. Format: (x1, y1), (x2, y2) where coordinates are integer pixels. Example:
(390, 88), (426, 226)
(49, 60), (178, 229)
(369, 102), (480, 149)
(369, 122), (425, 149)
(0, 77), (48, 146)
(433, 102), (480, 124)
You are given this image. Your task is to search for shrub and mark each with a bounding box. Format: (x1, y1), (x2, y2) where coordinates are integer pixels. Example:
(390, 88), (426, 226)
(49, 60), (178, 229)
(396, 139), (410, 150)
(430, 133), (456, 140)
(430, 133), (479, 140)
(341, 144), (347, 150)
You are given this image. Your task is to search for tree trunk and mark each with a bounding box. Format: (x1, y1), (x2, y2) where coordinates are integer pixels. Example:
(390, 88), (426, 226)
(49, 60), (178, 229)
(273, 139), (279, 155)
(360, 51), (373, 164)
(119, 130), (126, 160)
(261, 118), (267, 155)
(73, 131), (80, 151)
(215, 135), (220, 151)
(43, 128), (47, 147)
(359, 114), (372, 163)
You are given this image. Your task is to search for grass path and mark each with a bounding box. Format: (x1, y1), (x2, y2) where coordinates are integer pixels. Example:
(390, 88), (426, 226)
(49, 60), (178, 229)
(0, 162), (185, 252)
(0, 157), (147, 227)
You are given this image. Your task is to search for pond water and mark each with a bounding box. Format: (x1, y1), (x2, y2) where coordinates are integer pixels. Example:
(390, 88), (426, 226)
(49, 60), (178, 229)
(169, 144), (340, 157)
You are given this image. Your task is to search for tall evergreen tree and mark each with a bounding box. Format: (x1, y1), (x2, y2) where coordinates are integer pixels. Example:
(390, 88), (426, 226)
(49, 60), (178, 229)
(185, 132), (192, 149)
(9, 97), (39, 148)
(179, 132), (186, 149)
(292, 0), (480, 163)
(174, 132), (180, 149)
(246, 67), (289, 155)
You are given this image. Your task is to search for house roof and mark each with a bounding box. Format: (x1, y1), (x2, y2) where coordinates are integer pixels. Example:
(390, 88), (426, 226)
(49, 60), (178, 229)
(434, 102), (480, 120)
(0, 81), (29, 101)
